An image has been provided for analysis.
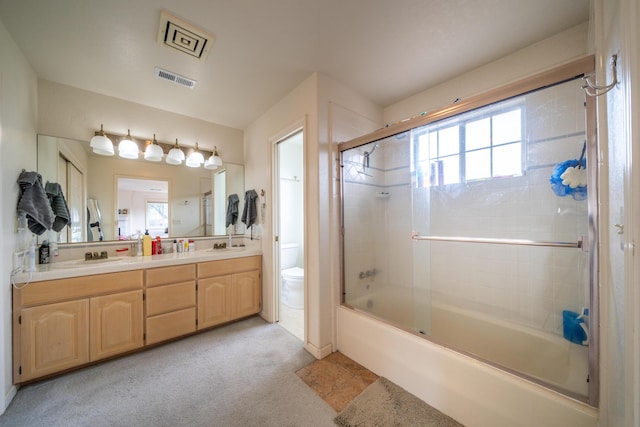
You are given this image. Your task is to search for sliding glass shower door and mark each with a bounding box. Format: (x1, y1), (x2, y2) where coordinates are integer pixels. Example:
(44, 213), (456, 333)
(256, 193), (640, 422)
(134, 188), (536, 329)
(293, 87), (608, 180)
(341, 68), (597, 404)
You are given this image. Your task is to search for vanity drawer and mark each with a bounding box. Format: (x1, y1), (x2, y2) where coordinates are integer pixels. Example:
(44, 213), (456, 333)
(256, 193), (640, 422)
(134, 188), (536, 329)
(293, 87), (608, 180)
(18, 270), (143, 307)
(198, 256), (261, 278)
(145, 264), (196, 287)
(146, 307), (196, 345)
(146, 281), (195, 316)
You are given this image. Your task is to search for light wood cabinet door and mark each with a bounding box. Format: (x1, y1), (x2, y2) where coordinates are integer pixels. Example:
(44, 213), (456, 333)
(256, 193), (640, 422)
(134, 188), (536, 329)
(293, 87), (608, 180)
(20, 300), (89, 381)
(197, 276), (232, 329)
(232, 270), (261, 318)
(90, 290), (143, 361)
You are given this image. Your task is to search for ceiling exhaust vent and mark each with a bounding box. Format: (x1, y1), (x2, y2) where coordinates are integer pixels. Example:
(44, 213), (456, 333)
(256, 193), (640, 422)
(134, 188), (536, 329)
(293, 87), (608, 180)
(157, 10), (214, 62)
(154, 67), (196, 89)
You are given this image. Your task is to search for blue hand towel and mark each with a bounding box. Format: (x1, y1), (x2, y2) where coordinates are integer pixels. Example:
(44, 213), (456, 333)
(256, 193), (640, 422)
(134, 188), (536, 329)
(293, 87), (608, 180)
(241, 190), (259, 229)
(17, 170), (54, 235)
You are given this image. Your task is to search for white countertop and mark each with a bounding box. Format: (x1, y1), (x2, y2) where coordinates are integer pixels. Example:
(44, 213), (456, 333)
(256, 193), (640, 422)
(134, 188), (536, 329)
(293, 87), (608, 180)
(13, 248), (262, 283)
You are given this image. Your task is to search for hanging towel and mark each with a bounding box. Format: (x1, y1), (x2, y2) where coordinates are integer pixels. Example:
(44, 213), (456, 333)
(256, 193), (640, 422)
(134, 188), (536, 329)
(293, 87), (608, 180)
(45, 182), (70, 232)
(17, 170), (54, 235)
(241, 189), (259, 229)
(226, 193), (240, 227)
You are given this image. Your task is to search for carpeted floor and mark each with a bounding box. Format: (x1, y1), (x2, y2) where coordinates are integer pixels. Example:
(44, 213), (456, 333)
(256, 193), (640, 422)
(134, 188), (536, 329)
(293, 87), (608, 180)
(2, 315), (465, 426)
(0, 316), (337, 427)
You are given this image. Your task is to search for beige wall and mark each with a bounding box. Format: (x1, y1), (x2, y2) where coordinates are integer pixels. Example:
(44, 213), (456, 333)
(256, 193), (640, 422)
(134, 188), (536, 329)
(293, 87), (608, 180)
(244, 73), (319, 352)
(37, 80), (244, 165)
(0, 20), (38, 413)
(595, 0), (640, 425)
(244, 72), (382, 357)
(384, 22), (590, 124)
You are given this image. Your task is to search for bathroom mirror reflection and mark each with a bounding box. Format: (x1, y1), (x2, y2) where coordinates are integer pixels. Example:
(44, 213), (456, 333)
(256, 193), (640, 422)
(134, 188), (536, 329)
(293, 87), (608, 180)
(37, 134), (245, 244)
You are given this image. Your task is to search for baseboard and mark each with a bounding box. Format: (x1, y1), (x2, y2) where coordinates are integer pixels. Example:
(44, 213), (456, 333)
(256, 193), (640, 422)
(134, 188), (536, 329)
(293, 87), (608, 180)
(1, 384), (17, 415)
(304, 341), (333, 359)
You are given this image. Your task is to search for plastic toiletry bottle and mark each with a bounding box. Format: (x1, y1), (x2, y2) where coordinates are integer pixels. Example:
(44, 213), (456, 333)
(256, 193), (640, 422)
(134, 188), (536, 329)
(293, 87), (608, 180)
(156, 236), (163, 255)
(142, 230), (152, 256)
(136, 233), (142, 256)
(27, 239), (36, 272)
(49, 231), (59, 261)
(172, 240), (178, 253)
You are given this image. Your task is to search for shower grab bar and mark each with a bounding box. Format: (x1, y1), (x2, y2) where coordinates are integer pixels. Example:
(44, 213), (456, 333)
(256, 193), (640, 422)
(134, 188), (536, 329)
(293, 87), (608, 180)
(411, 234), (583, 249)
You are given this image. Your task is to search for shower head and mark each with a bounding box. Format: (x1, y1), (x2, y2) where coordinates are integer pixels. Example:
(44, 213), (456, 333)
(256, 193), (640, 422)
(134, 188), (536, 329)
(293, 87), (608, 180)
(362, 144), (379, 170)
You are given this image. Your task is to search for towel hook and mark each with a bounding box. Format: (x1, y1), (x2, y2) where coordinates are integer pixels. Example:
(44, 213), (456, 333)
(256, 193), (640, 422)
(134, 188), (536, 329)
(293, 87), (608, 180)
(582, 53), (618, 97)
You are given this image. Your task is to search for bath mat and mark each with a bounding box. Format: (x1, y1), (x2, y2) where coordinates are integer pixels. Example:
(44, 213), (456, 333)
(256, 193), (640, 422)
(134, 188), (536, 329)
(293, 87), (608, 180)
(334, 377), (464, 427)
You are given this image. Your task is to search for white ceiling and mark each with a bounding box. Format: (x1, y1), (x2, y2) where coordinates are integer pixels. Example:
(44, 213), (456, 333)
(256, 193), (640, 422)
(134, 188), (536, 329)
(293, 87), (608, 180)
(0, 0), (590, 130)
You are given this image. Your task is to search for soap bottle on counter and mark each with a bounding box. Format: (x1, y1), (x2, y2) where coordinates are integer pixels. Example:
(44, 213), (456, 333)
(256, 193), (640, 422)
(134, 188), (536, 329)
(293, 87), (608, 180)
(26, 238), (36, 272)
(142, 230), (152, 256)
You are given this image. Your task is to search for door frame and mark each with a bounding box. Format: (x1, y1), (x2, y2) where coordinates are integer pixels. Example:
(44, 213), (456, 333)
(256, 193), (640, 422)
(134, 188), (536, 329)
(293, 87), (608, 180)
(270, 118), (307, 330)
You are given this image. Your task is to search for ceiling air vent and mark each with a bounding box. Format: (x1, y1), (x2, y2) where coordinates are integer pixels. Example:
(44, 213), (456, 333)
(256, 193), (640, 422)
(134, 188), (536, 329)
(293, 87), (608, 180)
(154, 67), (196, 89)
(157, 10), (214, 62)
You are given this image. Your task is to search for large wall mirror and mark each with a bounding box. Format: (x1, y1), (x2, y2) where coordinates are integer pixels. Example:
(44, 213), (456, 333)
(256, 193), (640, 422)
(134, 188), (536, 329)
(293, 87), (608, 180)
(37, 135), (245, 244)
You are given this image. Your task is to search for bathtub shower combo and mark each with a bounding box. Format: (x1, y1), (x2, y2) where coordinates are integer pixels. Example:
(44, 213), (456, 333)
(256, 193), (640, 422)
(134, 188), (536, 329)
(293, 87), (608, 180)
(340, 72), (597, 404)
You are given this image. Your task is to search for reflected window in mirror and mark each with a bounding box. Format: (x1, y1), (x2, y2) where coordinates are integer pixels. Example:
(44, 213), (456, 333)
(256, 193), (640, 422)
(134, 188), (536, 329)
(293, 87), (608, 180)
(117, 177), (168, 239)
(146, 201), (169, 237)
(213, 169), (226, 235)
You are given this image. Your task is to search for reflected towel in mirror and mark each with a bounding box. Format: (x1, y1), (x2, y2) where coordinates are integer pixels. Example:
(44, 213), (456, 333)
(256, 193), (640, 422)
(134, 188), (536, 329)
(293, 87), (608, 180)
(45, 182), (70, 232)
(226, 193), (239, 227)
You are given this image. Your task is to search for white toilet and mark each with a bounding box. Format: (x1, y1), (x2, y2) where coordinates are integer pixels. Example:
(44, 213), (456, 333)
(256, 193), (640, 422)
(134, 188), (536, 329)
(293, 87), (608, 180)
(281, 243), (304, 309)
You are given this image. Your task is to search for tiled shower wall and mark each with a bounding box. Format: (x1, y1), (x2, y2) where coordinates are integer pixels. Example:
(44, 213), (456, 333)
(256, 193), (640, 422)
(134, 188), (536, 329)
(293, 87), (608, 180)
(342, 78), (590, 336)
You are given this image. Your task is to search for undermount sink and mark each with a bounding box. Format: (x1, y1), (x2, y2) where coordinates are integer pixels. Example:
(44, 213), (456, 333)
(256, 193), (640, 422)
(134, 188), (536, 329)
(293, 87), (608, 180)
(48, 257), (126, 269)
(204, 246), (246, 253)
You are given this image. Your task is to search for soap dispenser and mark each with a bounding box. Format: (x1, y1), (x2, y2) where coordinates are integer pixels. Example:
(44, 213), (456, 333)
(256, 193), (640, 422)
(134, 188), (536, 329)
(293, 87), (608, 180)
(142, 230), (152, 256)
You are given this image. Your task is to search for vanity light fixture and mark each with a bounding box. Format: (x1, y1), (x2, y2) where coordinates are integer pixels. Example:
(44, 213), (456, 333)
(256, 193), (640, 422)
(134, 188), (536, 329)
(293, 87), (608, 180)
(204, 146), (222, 170)
(166, 139), (185, 165)
(186, 142), (205, 168)
(144, 134), (164, 162)
(90, 124), (115, 156)
(118, 130), (139, 159)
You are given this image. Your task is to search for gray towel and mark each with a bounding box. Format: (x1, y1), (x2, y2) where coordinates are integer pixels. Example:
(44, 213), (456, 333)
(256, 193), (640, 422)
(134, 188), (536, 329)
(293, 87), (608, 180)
(241, 190), (259, 229)
(45, 182), (70, 232)
(17, 171), (54, 235)
(226, 193), (239, 227)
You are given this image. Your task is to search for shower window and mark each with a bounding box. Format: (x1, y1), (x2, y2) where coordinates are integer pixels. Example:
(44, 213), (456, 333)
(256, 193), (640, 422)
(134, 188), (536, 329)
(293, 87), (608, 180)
(416, 105), (523, 186)
(340, 57), (597, 406)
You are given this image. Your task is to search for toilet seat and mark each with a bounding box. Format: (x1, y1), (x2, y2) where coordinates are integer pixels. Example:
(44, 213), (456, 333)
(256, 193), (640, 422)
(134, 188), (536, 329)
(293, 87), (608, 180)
(282, 267), (304, 279)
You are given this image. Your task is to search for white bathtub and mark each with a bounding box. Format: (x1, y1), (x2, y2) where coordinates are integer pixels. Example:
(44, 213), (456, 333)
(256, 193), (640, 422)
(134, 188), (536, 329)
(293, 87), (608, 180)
(345, 285), (590, 406)
(338, 287), (597, 426)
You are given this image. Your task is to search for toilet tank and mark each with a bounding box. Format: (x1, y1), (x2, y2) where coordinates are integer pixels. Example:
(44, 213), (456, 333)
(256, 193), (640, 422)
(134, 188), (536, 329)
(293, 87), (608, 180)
(281, 243), (298, 269)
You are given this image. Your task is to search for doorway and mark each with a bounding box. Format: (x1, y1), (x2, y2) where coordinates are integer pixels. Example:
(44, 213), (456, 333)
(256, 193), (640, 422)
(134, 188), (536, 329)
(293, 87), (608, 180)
(274, 128), (305, 341)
